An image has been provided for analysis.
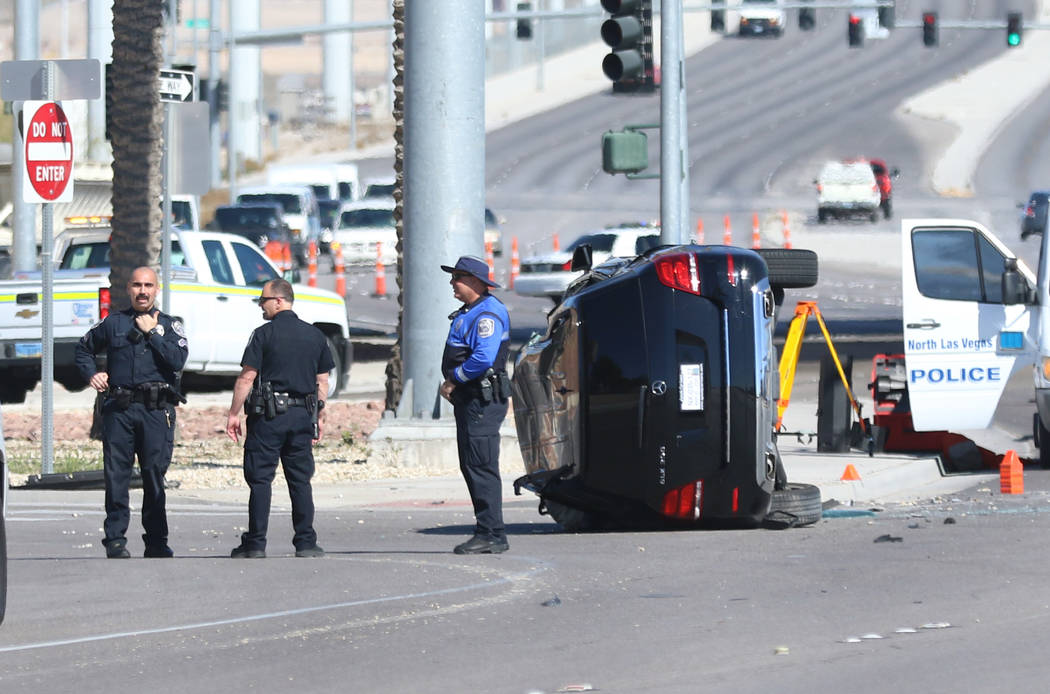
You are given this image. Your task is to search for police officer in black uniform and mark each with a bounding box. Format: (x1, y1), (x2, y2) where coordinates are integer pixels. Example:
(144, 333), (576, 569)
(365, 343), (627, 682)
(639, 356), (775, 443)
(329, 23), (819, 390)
(75, 266), (188, 559)
(439, 256), (512, 554)
(226, 278), (333, 559)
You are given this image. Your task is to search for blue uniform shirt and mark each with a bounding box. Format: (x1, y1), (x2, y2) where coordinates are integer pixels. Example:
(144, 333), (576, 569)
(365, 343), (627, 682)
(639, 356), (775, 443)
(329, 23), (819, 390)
(442, 293), (510, 384)
(241, 310), (335, 395)
(75, 308), (188, 388)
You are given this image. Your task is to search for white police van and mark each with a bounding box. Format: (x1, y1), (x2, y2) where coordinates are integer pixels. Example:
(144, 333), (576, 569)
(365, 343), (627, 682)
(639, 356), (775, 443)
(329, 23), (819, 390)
(901, 218), (1041, 459)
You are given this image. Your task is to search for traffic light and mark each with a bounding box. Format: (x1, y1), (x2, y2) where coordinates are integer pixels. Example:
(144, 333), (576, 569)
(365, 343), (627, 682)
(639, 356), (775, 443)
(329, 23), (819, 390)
(516, 2), (532, 40)
(1007, 12), (1022, 47)
(922, 11), (938, 47)
(847, 14), (862, 47)
(600, 0), (654, 92)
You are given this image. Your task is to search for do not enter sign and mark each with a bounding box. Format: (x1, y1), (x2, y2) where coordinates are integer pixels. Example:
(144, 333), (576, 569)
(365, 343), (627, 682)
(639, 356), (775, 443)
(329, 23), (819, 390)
(22, 101), (74, 203)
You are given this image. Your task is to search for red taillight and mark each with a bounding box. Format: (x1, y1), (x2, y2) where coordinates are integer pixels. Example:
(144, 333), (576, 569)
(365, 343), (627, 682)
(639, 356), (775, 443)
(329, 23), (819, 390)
(731, 486), (739, 513)
(849, 14), (861, 25)
(662, 480), (702, 520)
(1026, 206), (1035, 218)
(98, 287), (110, 319)
(654, 252), (700, 294)
(816, 183), (823, 193)
(561, 259), (573, 271)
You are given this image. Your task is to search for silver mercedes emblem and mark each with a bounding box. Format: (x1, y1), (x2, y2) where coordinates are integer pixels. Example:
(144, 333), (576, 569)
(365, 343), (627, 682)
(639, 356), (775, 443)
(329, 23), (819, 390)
(651, 380), (667, 396)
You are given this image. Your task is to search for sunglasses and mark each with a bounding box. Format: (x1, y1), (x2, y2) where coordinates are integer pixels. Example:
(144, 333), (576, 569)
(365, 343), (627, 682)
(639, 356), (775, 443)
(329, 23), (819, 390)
(256, 296), (281, 304)
(451, 273), (472, 281)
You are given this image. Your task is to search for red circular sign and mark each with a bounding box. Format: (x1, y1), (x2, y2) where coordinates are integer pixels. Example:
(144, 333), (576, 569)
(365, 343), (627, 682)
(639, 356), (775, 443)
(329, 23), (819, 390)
(24, 102), (74, 202)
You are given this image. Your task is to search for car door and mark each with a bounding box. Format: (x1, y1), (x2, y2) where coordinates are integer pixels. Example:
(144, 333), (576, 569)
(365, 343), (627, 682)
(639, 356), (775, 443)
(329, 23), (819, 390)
(901, 219), (1035, 430)
(200, 238), (266, 370)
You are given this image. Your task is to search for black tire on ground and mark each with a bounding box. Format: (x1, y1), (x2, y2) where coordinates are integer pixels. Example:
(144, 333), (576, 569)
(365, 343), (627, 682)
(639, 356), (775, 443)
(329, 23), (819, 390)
(817, 353), (853, 453)
(870, 209), (879, 223)
(817, 209), (827, 224)
(755, 248), (819, 289)
(326, 336), (345, 399)
(0, 509), (7, 626)
(767, 483), (822, 527)
(542, 499), (599, 532)
(774, 451), (788, 490)
(1035, 413), (1050, 470)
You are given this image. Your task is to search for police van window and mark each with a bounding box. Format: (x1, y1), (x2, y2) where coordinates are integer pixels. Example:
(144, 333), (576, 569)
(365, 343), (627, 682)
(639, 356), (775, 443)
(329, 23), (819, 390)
(202, 239), (236, 285)
(977, 234), (1008, 303)
(232, 240), (280, 286)
(912, 229), (981, 302)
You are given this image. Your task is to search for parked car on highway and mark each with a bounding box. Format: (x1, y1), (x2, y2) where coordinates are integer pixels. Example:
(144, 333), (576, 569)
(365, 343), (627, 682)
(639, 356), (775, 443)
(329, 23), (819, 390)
(208, 203), (299, 268)
(334, 197), (397, 265)
(514, 223), (661, 302)
(1020, 191), (1050, 238)
(485, 207), (504, 256)
(869, 158), (900, 219)
(815, 160), (881, 223)
(236, 184), (322, 263)
(512, 242), (821, 530)
(737, 0), (786, 36)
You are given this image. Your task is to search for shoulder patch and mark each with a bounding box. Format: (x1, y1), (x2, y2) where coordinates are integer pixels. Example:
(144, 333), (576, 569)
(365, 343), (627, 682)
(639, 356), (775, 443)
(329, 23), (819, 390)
(477, 317), (495, 338)
(172, 320), (186, 337)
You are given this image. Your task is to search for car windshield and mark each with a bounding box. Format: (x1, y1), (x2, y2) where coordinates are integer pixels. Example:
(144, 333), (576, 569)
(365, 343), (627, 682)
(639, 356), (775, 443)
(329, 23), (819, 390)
(214, 208), (280, 229)
(319, 200), (341, 229)
(340, 208), (395, 228)
(364, 183), (396, 198)
(238, 193), (302, 214)
(821, 164), (872, 184)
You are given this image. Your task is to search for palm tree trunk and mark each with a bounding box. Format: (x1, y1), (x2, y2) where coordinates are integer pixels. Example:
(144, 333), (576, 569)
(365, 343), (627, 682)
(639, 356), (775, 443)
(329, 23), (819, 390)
(108, 0), (165, 310)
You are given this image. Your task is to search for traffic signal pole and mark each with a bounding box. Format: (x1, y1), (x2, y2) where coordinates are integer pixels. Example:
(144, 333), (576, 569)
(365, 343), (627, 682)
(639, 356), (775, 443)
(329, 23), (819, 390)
(660, 0), (688, 246)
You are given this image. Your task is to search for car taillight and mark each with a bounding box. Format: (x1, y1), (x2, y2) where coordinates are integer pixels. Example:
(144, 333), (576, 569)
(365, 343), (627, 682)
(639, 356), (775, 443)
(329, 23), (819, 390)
(98, 287), (110, 319)
(1026, 206), (1035, 218)
(816, 183), (823, 193)
(654, 252), (700, 294)
(662, 480), (702, 520)
(561, 259), (573, 271)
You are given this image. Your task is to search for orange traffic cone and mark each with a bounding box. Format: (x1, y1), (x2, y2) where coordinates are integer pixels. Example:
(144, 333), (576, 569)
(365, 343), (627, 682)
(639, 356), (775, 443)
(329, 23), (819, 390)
(722, 214), (732, 245)
(695, 218), (704, 245)
(780, 210), (792, 249)
(283, 244), (293, 273)
(751, 212), (761, 249)
(510, 237), (520, 289)
(999, 449), (1024, 494)
(374, 242), (387, 297)
(307, 240), (318, 288)
(840, 464), (862, 481)
(485, 240), (495, 284)
(552, 233), (560, 252)
(332, 242), (346, 298)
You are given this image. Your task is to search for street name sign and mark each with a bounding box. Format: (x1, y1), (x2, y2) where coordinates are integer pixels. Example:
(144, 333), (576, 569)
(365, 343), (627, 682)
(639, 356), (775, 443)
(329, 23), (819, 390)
(159, 68), (195, 103)
(0, 59), (101, 101)
(22, 101), (74, 204)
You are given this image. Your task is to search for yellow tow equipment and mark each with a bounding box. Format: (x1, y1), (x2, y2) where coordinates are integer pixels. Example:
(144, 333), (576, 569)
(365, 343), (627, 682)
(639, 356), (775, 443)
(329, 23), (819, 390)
(776, 301), (868, 438)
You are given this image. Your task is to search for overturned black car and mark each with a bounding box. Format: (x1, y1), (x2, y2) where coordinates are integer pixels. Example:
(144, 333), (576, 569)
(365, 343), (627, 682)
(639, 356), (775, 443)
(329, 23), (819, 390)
(512, 243), (820, 530)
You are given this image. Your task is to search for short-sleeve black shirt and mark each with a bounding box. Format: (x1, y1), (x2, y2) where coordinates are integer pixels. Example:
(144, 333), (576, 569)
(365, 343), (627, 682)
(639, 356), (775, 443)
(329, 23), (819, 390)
(241, 310), (334, 395)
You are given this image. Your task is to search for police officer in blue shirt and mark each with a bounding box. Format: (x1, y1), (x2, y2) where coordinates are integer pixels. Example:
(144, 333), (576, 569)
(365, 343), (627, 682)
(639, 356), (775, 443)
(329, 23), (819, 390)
(440, 256), (512, 554)
(225, 278), (333, 559)
(75, 266), (188, 559)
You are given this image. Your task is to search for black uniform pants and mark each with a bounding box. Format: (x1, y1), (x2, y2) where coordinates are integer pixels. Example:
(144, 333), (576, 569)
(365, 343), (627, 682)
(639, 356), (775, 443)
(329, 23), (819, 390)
(242, 407), (317, 551)
(453, 395), (508, 541)
(101, 401), (175, 548)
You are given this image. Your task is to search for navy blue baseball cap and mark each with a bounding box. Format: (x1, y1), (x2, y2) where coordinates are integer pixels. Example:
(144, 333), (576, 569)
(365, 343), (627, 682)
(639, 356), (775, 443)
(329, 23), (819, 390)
(441, 255), (500, 288)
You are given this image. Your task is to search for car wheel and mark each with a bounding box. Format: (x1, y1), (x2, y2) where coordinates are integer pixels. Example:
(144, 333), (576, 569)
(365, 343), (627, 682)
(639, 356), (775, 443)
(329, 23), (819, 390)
(817, 209), (827, 224)
(1035, 413), (1050, 470)
(869, 209), (879, 223)
(542, 499), (599, 532)
(767, 483), (822, 527)
(326, 336), (348, 399)
(755, 248), (818, 289)
(817, 353), (853, 452)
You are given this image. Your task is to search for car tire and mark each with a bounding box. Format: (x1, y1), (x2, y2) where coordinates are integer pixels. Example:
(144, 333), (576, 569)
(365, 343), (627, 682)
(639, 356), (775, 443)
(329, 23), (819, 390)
(869, 209), (879, 223)
(817, 353), (853, 452)
(755, 248), (818, 289)
(817, 209), (827, 224)
(767, 483), (822, 527)
(543, 499), (599, 532)
(1035, 413), (1050, 470)
(326, 336), (346, 399)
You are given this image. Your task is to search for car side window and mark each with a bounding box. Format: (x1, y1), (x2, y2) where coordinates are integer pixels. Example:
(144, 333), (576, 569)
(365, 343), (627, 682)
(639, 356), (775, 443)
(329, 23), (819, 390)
(912, 228), (1007, 303)
(232, 240), (280, 287)
(202, 239), (236, 285)
(636, 235), (661, 254)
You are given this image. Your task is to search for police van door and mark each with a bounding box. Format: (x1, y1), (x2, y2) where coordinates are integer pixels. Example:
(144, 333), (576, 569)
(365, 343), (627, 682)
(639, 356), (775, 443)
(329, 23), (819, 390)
(901, 219), (1035, 430)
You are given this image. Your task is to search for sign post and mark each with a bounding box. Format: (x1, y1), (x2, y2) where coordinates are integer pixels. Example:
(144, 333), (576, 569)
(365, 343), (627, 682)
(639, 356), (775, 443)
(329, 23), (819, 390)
(2, 58), (99, 476)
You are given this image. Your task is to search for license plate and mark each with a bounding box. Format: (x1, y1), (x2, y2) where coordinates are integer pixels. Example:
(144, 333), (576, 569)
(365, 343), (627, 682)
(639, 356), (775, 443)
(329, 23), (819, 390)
(15, 341), (42, 358)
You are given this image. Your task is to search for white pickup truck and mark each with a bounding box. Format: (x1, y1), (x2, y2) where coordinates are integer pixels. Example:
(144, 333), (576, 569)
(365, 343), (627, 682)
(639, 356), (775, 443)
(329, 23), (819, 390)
(0, 223), (352, 403)
(900, 218), (1046, 464)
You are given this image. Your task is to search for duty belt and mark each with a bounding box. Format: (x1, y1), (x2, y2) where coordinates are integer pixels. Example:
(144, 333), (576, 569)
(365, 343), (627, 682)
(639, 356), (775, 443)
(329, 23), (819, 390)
(274, 392), (310, 407)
